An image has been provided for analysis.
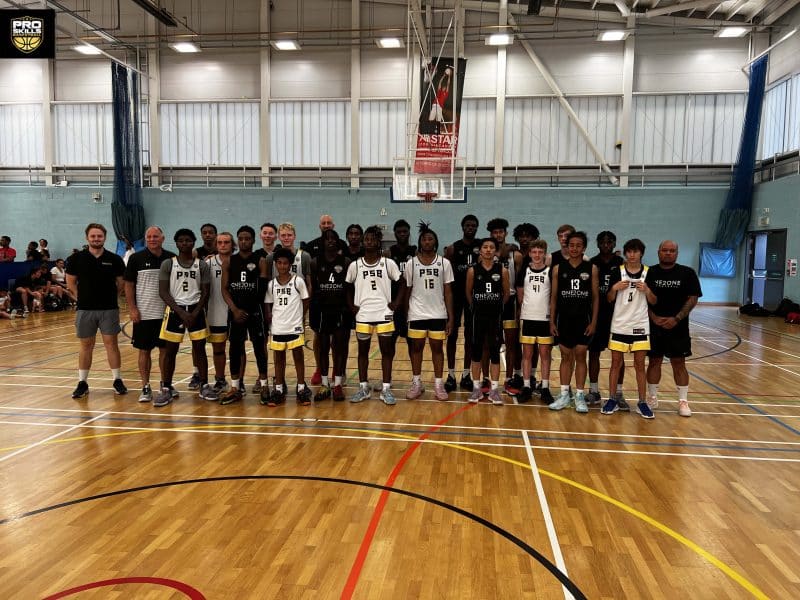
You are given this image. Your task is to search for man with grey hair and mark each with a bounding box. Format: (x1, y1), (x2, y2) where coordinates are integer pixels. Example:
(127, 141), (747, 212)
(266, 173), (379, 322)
(124, 225), (176, 402)
(645, 240), (702, 417)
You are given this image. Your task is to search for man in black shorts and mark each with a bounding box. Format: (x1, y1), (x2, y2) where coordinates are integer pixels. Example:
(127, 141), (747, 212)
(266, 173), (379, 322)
(588, 231), (625, 407)
(219, 226), (270, 405)
(309, 229), (352, 402)
(443, 214), (480, 391)
(549, 231), (599, 413)
(124, 225), (176, 403)
(646, 240), (702, 417)
(66, 223), (127, 399)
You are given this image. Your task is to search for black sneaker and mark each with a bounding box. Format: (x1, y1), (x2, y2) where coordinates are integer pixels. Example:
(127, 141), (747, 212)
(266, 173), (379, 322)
(480, 378), (491, 394)
(169, 385), (179, 399)
(239, 380), (247, 396)
(297, 386), (312, 406)
(259, 384), (272, 405)
(518, 386), (533, 404)
(220, 388), (243, 406)
(112, 378), (128, 395)
(71, 380), (89, 399)
(459, 373), (474, 391)
(444, 374), (457, 392)
(187, 373), (202, 390)
(268, 388), (286, 407)
(539, 387), (554, 405)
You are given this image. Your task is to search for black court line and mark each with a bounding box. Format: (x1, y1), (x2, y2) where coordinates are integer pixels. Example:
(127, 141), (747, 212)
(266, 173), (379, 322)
(0, 475), (587, 599)
(687, 330), (742, 361)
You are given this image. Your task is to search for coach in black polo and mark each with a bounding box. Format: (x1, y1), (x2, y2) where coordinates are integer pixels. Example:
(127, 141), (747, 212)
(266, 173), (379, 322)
(66, 222), (127, 400)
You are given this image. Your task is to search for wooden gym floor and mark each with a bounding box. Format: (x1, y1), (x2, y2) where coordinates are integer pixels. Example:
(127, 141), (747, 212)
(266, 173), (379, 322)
(0, 306), (798, 599)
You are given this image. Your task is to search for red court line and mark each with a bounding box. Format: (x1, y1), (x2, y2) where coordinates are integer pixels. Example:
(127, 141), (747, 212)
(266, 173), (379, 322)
(340, 403), (474, 599)
(42, 576), (205, 599)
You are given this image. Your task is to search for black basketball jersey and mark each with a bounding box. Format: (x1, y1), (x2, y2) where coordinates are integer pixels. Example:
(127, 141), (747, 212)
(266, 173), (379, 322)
(556, 260), (593, 317)
(471, 262), (504, 314)
(314, 254), (349, 310)
(451, 239), (481, 290)
(591, 253), (624, 315)
(227, 252), (262, 310)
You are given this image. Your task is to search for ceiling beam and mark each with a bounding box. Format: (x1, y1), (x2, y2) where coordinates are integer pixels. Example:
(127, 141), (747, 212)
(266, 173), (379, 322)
(726, 0), (749, 19)
(409, 0), (430, 61)
(614, 0), (631, 18)
(762, 0), (800, 26)
(646, 1), (723, 19)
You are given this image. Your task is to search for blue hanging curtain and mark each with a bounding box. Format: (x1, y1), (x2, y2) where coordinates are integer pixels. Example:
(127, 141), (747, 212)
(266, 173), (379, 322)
(111, 62), (145, 254)
(714, 55), (768, 249)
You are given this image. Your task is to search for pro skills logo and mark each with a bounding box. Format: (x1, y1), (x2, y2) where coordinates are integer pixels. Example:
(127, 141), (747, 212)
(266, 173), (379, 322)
(11, 16), (43, 54)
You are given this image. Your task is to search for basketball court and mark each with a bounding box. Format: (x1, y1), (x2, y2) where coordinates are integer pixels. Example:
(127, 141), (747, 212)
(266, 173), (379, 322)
(1, 307), (798, 598)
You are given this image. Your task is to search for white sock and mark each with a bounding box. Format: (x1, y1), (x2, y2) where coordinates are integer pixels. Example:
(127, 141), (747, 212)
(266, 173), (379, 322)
(541, 380), (549, 389)
(412, 374), (421, 384)
(111, 368), (121, 380)
(490, 380), (498, 390)
(448, 368), (455, 378)
(382, 382), (391, 391)
(360, 381), (369, 389)
(297, 383), (306, 391)
(514, 369), (522, 377)
(231, 379), (239, 389)
(193, 367), (199, 375)
(648, 383), (659, 398)
(334, 376), (342, 386)
(590, 382), (599, 393)
(463, 369), (470, 377)
(560, 385), (570, 395)
(677, 385), (689, 401)
(260, 378), (268, 387)
(78, 369), (88, 382)
(616, 384), (623, 393)
(321, 375), (329, 386)
(435, 377), (442, 386)
(276, 384), (284, 392)
(473, 380), (481, 390)
(576, 388), (584, 395)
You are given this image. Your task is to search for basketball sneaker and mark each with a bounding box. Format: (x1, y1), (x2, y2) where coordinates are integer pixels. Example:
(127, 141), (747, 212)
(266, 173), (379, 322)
(518, 386), (532, 403)
(112, 379), (128, 395)
(71, 380), (89, 400)
(468, 388), (483, 403)
(648, 396), (659, 409)
(600, 398), (618, 415)
(549, 391), (572, 411)
(138, 384), (152, 403)
(380, 388), (397, 406)
(586, 391), (602, 406)
(636, 401), (655, 419)
(504, 374), (524, 396)
(314, 385), (332, 402)
(213, 378), (228, 394)
(297, 386), (312, 406)
(574, 391), (588, 414)
(187, 374), (201, 390)
(220, 388), (243, 406)
(480, 378), (491, 394)
(539, 387), (554, 405)
(488, 388), (503, 405)
(199, 384), (218, 401)
(268, 388), (286, 407)
(433, 381), (448, 401)
(311, 369), (322, 385)
(678, 400), (692, 417)
(252, 380), (263, 394)
(350, 387), (371, 403)
(444, 374), (457, 393)
(615, 391), (630, 411)
(153, 387), (173, 408)
(259, 385), (271, 405)
(459, 373), (474, 391)
(332, 385), (345, 401)
(406, 380), (424, 400)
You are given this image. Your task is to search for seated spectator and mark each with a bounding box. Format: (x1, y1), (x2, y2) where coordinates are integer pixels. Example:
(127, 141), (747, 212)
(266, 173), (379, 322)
(15, 267), (45, 313)
(0, 236), (16, 262)
(0, 289), (22, 319)
(50, 258), (75, 304)
(26, 241), (42, 262)
(39, 239), (51, 261)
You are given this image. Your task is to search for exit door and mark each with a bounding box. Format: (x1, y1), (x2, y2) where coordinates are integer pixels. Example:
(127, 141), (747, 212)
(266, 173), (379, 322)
(744, 229), (786, 311)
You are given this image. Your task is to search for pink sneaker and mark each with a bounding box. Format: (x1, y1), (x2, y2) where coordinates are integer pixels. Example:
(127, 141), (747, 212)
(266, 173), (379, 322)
(406, 380), (424, 400)
(678, 400), (692, 417)
(433, 381), (448, 401)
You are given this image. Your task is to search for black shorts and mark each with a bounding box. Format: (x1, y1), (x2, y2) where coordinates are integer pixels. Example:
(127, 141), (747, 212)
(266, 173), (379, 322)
(317, 309), (353, 335)
(557, 314), (592, 349)
(229, 307), (266, 346)
(502, 298), (518, 328)
(160, 305), (208, 343)
(131, 318), (166, 351)
(470, 311), (503, 363)
(588, 310), (613, 352)
(520, 320), (554, 345)
(408, 319), (447, 340)
(648, 325), (692, 358)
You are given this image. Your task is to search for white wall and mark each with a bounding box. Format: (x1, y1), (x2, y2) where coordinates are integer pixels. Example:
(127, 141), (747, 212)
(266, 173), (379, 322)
(161, 52), (260, 100)
(271, 49), (350, 99)
(767, 6), (800, 85)
(0, 60), (43, 103)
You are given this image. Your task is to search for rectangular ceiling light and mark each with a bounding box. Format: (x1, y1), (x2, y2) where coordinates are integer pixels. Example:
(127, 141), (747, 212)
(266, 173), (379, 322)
(485, 33), (513, 46)
(271, 40), (301, 51)
(597, 30), (629, 41)
(376, 38), (403, 49)
(169, 42), (201, 53)
(74, 44), (102, 55)
(715, 27), (748, 38)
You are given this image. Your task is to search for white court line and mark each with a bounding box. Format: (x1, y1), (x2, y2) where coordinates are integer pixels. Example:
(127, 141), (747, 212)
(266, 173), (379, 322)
(522, 431), (571, 600)
(3, 404), (800, 445)
(2, 419), (799, 464)
(689, 336), (800, 379)
(0, 412), (108, 463)
(692, 321), (800, 360)
(0, 322), (74, 340)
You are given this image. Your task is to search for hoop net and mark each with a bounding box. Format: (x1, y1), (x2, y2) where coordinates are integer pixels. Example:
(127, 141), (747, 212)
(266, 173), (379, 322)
(392, 155), (465, 203)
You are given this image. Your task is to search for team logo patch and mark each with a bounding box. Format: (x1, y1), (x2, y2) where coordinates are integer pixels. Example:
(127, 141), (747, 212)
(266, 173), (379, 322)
(246, 262), (256, 271)
(580, 272), (589, 280)
(11, 16), (43, 53)
(491, 273), (501, 281)
(334, 265), (343, 273)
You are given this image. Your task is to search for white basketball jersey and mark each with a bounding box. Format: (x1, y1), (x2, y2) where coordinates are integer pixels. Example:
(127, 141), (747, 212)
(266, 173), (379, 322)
(346, 257), (400, 322)
(169, 257), (202, 305)
(405, 255), (454, 321)
(611, 265), (650, 336)
(205, 254), (228, 327)
(519, 265), (551, 321)
(265, 275), (308, 335)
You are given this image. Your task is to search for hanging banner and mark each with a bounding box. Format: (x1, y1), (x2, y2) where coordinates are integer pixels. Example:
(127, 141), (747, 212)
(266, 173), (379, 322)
(0, 10), (55, 59)
(415, 57), (467, 174)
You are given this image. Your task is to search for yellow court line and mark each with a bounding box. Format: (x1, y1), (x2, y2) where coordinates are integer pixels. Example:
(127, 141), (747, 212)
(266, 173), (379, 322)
(0, 422), (769, 599)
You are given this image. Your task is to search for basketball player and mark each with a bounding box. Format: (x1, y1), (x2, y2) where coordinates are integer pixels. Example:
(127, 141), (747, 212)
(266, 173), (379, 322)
(66, 223), (127, 399)
(549, 231), (599, 413)
(269, 223), (311, 281)
(550, 224), (576, 268)
(466, 237), (510, 405)
(513, 222), (541, 387)
(588, 231), (626, 407)
(646, 241), (702, 417)
(153, 229), (215, 407)
(516, 239), (554, 405)
(601, 239), (657, 418)
(403, 223), (454, 401)
(204, 232), (235, 394)
(254, 222), (278, 262)
(124, 225), (175, 403)
(218, 226), (270, 406)
(487, 218), (524, 396)
(196, 223), (218, 259)
(386, 219), (416, 354)
(309, 229), (351, 402)
(347, 226), (403, 405)
(443, 215), (480, 392)
(265, 247), (311, 406)
(345, 224), (364, 260)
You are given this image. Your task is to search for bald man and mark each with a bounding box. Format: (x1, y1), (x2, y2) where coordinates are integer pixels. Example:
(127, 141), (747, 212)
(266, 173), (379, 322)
(302, 214), (346, 259)
(124, 225), (176, 402)
(645, 241), (702, 417)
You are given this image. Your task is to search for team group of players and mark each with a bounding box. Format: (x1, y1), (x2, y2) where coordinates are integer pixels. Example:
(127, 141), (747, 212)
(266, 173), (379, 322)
(66, 214), (702, 419)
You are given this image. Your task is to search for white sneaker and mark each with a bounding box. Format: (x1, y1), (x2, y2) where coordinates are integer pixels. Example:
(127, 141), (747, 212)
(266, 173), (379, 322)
(678, 400), (692, 417)
(549, 391), (572, 411)
(468, 388), (483, 403)
(574, 391), (588, 413)
(433, 381), (448, 401)
(406, 380), (424, 400)
(648, 395), (659, 409)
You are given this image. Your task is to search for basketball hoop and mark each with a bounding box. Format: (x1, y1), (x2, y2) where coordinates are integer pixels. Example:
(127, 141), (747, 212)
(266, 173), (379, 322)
(417, 191), (438, 210)
(416, 177), (440, 210)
